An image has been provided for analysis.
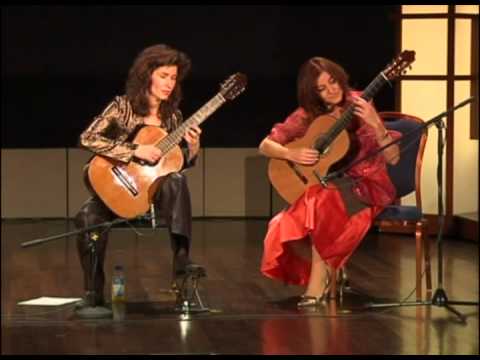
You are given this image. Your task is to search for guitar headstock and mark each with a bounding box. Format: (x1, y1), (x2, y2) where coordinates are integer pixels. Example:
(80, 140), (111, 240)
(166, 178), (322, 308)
(383, 50), (416, 81)
(220, 73), (248, 101)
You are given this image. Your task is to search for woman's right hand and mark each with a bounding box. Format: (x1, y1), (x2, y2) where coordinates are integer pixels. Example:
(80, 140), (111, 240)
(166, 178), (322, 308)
(286, 147), (320, 165)
(134, 144), (163, 163)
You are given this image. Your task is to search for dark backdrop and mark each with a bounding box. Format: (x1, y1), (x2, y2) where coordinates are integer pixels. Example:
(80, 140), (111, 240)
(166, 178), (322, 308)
(2, 5), (398, 148)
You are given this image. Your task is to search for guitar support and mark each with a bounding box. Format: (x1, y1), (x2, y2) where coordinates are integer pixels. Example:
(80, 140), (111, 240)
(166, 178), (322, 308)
(171, 266), (210, 314)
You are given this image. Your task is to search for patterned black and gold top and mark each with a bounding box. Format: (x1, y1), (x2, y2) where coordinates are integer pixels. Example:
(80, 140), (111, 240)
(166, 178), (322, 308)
(80, 95), (193, 166)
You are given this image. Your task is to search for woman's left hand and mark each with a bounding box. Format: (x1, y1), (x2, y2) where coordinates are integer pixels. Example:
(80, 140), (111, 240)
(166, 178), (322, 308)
(183, 124), (202, 156)
(352, 96), (382, 129)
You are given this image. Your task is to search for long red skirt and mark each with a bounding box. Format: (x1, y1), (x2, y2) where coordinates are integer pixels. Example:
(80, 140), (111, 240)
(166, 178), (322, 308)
(261, 184), (384, 286)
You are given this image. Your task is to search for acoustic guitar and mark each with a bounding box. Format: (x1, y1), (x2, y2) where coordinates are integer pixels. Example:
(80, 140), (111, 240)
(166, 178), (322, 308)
(268, 51), (416, 204)
(86, 73), (247, 219)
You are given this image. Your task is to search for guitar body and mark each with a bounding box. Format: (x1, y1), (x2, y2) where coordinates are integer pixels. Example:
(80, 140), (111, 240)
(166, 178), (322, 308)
(268, 114), (350, 204)
(86, 125), (184, 219)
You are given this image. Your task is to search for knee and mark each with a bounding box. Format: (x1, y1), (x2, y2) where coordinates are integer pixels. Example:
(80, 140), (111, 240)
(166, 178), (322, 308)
(74, 209), (88, 229)
(163, 172), (188, 190)
(167, 172), (187, 184)
(74, 210), (92, 229)
(74, 207), (106, 229)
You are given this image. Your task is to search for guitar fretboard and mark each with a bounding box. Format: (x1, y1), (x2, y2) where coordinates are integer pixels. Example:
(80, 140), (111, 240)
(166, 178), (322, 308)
(156, 93), (226, 154)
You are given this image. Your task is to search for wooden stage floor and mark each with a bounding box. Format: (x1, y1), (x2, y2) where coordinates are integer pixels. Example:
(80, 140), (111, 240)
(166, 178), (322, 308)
(1, 218), (478, 354)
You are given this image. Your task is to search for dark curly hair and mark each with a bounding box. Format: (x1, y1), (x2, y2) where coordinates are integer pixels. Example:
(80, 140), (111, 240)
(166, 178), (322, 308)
(297, 57), (351, 120)
(125, 44), (191, 128)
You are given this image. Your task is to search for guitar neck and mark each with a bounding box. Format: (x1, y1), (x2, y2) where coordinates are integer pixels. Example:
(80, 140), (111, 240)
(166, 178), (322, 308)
(156, 93), (226, 154)
(320, 71), (390, 150)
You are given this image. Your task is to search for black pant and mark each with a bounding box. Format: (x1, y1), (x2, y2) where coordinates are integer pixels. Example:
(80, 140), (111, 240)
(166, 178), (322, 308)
(74, 172), (193, 301)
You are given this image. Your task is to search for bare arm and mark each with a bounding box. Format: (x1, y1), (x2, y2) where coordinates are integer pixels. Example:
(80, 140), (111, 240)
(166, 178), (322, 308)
(259, 137), (289, 159)
(374, 126), (400, 165)
(259, 137), (319, 165)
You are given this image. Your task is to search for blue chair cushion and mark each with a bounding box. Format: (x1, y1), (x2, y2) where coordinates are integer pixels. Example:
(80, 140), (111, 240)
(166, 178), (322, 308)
(385, 119), (423, 198)
(376, 205), (423, 221)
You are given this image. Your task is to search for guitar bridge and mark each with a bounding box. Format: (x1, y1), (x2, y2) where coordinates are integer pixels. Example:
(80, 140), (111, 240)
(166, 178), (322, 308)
(111, 166), (139, 196)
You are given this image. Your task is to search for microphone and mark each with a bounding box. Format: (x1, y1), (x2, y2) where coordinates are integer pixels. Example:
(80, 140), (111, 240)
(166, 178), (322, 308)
(455, 96), (475, 109)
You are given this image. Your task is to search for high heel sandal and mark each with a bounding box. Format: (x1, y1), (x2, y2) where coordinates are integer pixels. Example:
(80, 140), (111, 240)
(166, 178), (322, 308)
(337, 267), (350, 299)
(297, 269), (332, 307)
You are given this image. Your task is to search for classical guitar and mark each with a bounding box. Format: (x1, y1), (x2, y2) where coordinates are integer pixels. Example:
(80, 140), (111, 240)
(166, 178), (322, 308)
(268, 50), (416, 204)
(86, 73), (247, 219)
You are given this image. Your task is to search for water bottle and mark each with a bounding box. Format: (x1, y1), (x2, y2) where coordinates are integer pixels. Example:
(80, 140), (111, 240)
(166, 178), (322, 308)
(111, 265), (126, 303)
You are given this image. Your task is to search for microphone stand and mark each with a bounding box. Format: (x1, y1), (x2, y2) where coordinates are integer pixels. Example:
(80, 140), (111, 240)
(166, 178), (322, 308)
(319, 97), (479, 323)
(21, 216), (149, 319)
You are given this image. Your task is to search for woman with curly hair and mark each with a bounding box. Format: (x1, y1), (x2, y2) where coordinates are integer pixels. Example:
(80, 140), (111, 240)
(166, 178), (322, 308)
(74, 44), (204, 307)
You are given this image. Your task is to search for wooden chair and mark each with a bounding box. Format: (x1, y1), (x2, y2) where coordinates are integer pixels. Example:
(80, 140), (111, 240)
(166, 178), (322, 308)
(330, 111), (432, 301)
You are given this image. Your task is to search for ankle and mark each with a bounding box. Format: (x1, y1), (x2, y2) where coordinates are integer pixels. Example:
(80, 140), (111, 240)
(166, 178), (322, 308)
(305, 274), (331, 297)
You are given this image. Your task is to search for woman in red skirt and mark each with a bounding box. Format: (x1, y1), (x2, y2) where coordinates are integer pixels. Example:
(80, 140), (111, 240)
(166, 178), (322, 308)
(259, 57), (401, 307)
